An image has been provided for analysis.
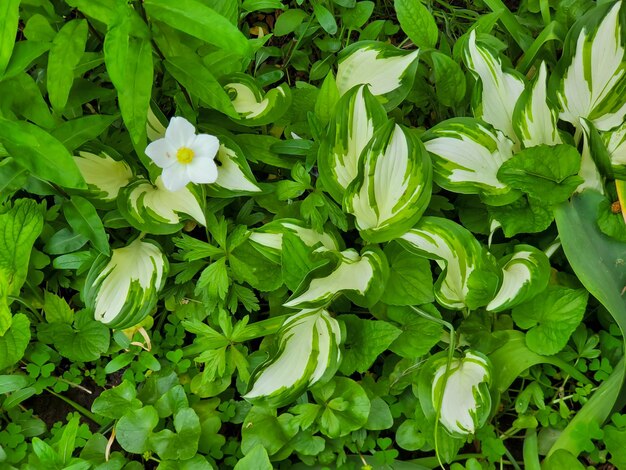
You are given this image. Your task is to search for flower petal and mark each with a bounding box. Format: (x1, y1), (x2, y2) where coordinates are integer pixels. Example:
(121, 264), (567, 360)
(145, 138), (177, 169)
(190, 134), (220, 160)
(165, 116), (197, 148)
(186, 156), (218, 184)
(162, 165), (191, 192)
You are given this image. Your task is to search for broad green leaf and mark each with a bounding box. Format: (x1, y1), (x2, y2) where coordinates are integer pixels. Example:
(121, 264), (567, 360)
(2, 41), (50, 82)
(394, 0), (438, 49)
(235, 444), (272, 470)
(486, 244), (551, 312)
(513, 62), (562, 148)
(512, 285), (588, 355)
(318, 84), (387, 203)
(241, 406), (298, 456)
(0, 72), (55, 129)
(164, 55), (238, 119)
(73, 148), (133, 203)
(63, 196), (110, 255)
(144, 0), (251, 58)
(116, 406), (159, 454)
(556, 2), (626, 131)
(399, 217), (500, 310)
(104, 8), (152, 147)
(380, 243), (434, 306)
(284, 247), (388, 309)
(244, 309), (341, 408)
(281, 232), (327, 292)
(274, 8), (308, 36)
(464, 30), (524, 144)
(497, 144), (584, 204)
(0, 117), (86, 189)
(386, 304), (443, 359)
(118, 177), (206, 235)
(0, 314), (30, 371)
(84, 238), (168, 329)
(65, 0), (118, 25)
(43, 291), (74, 324)
(336, 41), (419, 110)
(0, 374), (32, 394)
(345, 121), (432, 242)
(423, 117), (517, 201)
(312, 377), (370, 439)
(52, 115), (117, 153)
(431, 51), (466, 107)
(313, 3), (337, 35)
(314, 72), (340, 127)
(487, 196), (554, 237)
(91, 380), (142, 419)
(224, 74), (291, 126)
(338, 314), (401, 375)
(149, 408), (201, 460)
(0, 0), (20, 77)
(47, 19), (88, 111)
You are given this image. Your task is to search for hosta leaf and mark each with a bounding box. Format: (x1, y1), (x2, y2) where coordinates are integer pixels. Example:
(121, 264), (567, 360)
(84, 238), (168, 329)
(224, 74), (291, 126)
(73, 148), (134, 203)
(556, 2), (626, 131)
(244, 309), (342, 408)
(318, 84), (387, 203)
(205, 136), (261, 197)
(601, 121), (626, 178)
(399, 217), (500, 310)
(345, 121), (432, 242)
(284, 247), (388, 309)
(464, 30), (524, 143)
(118, 177), (206, 235)
(423, 117), (518, 202)
(336, 41), (419, 110)
(487, 245), (551, 312)
(497, 144), (584, 204)
(513, 62), (562, 148)
(512, 285), (588, 355)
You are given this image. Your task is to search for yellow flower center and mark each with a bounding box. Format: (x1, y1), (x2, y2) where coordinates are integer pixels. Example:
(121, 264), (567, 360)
(176, 147), (195, 164)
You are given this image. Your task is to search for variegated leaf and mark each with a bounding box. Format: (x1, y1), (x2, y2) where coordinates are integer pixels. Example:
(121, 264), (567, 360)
(336, 41), (419, 110)
(465, 30), (524, 144)
(118, 176), (206, 234)
(73, 148), (133, 203)
(487, 245), (551, 312)
(318, 84), (387, 203)
(513, 62), (562, 148)
(601, 121), (626, 178)
(284, 247), (388, 309)
(243, 308), (342, 408)
(422, 117), (519, 203)
(399, 217), (500, 310)
(432, 351), (492, 436)
(205, 136), (261, 197)
(85, 238), (168, 329)
(578, 121), (605, 193)
(344, 120), (432, 243)
(146, 101), (167, 142)
(224, 73), (291, 126)
(557, 2), (626, 131)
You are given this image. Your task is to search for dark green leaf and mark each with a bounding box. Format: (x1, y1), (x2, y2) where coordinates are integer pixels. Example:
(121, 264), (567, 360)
(381, 243), (434, 306)
(51, 115), (117, 152)
(116, 406), (159, 454)
(63, 196), (110, 255)
(394, 0), (438, 48)
(92, 380), (142, 419)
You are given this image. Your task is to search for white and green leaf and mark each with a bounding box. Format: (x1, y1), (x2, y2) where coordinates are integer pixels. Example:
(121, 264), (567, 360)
(284, 247), (388, 309)
(118, 177), (206, 234)
(146, 101), (167, 142)
(344, 120), (432, 243)
(513, 62), (562, 148)
(487, 245), (551, 312)
(422, 117), (518, 203)
(73, 148), (134, 203)
(399, 217), (500, 310)
(85, 238), (168, 329)
(336, 41), (419, 110)
(243, 308), (342, 408)
(556, 2), (626, 131)
(464, 30), (524, 144)
(318, 84), (387, 203)
(601, 120), (626, 178)
(205, 136), (261, 197)
(224, 74), (291, 126)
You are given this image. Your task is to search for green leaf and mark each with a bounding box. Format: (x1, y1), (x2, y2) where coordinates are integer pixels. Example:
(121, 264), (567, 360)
(43, 291), (74, 324)
(605, 424), (626, 469)
(63, 196), (110, 256)
(314, 72), (340, 127)
(488, 196), (554, 237)
(150, 408), (201, 460)
(144, 0), (251, 58)
(241, 406), (298, 456)
(312, 377), (370, 438)
(0, 374), (32, 394)
(235, 444), (272, 470)
(498, 144), (584, 204)
(164, 55), (238, 118)
(386, 304), (443, 359)
(274, 8), (307, 36)
(313, 3), (337, 35)
(47, 19), (88, 111)
(281, 232), (326, 292)
(0, 0), (20, 77)
(55, 415), (80, 465)
(41, 311), (110, 362)
(91, 380), (142, 419)
(338, 314), (401, 375)
(512, 286), (588, 355)
(0, 314), (30, 372)
(0, 117), (87, 189)
(65, 0), (118, 25)
(394, 0), (438, 49)
(431, 51), (466, 107)
(381, 243), (434, 306)
(116, 406), (159, 454)
(51, 115), (117, 152)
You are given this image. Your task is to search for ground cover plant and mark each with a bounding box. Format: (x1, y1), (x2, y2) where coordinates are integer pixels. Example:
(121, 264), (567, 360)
(1, 0), (626, 468)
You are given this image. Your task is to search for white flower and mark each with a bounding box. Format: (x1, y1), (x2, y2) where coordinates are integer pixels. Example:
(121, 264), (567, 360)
(145, 116), (219, 192)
